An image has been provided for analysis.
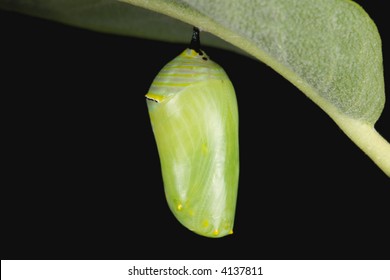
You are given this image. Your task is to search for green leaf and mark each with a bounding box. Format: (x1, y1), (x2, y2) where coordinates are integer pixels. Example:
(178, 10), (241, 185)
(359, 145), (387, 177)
(0, 0), (244, 54)
(1, 0), (389, 176)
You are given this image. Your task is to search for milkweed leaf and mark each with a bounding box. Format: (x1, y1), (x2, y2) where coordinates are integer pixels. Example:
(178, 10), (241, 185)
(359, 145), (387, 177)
(1, 0), (388, 175)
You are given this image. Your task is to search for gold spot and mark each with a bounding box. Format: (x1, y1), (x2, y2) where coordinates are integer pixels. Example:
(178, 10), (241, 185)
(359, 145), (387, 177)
(213, 229), (219, 236)
(145, 93), (165, 103)
(201, 143), (208, 155)
(223, 221), (231, 230)
(177, 204), (183, 211)
(202, 220), (209, 228)
(229, 229), (234, 234)
(184, 49), (197, 57)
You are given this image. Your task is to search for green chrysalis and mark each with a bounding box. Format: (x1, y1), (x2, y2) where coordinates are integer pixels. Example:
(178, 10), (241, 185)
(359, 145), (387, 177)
(145, 27), (239, 238)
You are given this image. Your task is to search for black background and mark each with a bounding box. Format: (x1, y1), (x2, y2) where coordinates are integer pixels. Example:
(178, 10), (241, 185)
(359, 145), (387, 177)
(1, 1), (389, 260)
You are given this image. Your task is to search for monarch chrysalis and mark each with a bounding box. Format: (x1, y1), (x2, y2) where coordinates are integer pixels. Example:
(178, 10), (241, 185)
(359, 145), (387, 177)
(145, 27), (239, 238)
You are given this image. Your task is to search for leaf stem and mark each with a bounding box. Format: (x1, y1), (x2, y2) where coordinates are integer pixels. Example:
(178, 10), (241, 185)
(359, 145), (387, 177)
(333, 113), (390, 177)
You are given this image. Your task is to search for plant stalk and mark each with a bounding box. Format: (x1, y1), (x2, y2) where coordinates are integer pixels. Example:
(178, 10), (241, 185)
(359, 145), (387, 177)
(334, 114), (390, 177)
